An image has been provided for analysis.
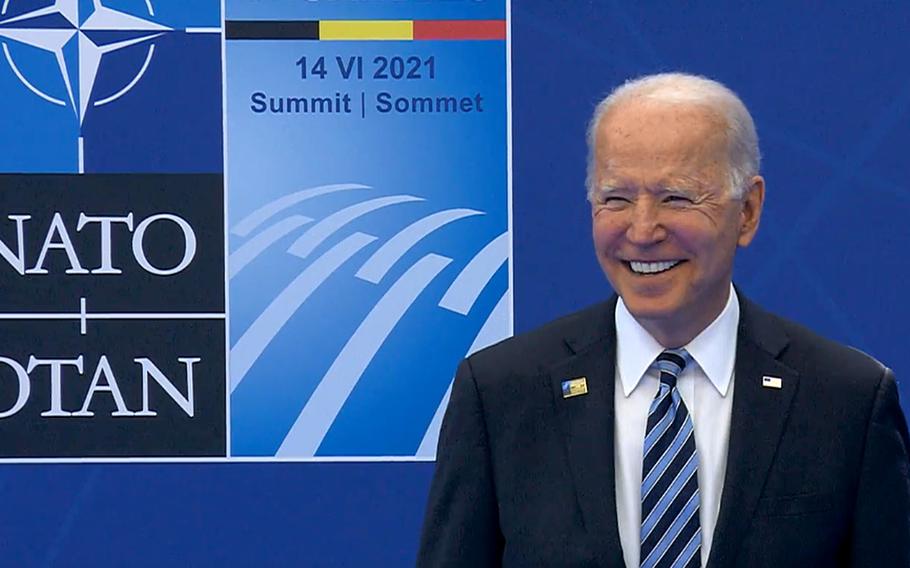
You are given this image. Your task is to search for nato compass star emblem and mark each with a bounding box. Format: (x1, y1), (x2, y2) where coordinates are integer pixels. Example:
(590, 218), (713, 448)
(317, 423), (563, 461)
(0, 0), (220, 171)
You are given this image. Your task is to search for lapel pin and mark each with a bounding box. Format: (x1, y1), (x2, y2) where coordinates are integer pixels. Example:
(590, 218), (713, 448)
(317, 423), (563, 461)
(762, 376), (783, 389)
(562, 377), (588, 399)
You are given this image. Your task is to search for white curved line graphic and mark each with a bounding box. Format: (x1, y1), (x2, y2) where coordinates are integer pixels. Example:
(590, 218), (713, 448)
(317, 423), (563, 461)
(438, 232), (510, 315)
(416, 381), (453, 459)
(94, 44), (154, 106)
(2, 43), (66, 106)
(1, 0), (10, 16)
(229, 214), (313, 279)
(356, 208), (483, 284)
(416, 289), (512, 458)
(464, 288), (512, 356)
(287, 195), (423, 260)
(145, 0), (154, 16)
(277, 253), (453, 457)
(232, 184), (370, 237)
(230, 232), (377, 393)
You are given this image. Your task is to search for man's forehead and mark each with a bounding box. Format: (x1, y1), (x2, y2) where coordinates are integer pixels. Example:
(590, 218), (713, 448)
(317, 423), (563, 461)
(595, 144), (727, 182)
(597, 169), (714, 192)
(597, 99), (727, 145)
(594, 100), (729, 175)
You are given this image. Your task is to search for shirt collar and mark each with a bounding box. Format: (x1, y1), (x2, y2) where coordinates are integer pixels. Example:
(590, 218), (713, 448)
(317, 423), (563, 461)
(615, 284), (739, 397)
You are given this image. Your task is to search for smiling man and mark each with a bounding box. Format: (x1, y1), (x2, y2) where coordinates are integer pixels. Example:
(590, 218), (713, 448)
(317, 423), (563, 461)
(418, 74), (910, 567)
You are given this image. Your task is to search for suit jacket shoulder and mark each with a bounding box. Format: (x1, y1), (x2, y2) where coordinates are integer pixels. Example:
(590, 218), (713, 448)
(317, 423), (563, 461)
(740, 297), (889, 399)
(714, 296), (910, 567)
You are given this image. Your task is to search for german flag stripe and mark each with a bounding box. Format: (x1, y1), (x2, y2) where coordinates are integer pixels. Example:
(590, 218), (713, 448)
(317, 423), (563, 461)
(225, 20), (506, 41)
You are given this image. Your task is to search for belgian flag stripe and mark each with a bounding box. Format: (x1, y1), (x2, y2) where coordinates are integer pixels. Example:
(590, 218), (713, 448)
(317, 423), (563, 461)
(319, 20), (413, 40)
(225, 20), (506, 41)
(225, 20), (319, 40)
(413, 20), (506, 40)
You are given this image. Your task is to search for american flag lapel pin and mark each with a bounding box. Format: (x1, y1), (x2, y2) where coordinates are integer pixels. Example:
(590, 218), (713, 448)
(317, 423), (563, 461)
(762, 376), (783, 389)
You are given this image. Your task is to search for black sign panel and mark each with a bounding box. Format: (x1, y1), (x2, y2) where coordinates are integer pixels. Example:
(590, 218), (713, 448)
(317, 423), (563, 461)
(0, 174), (225, 457)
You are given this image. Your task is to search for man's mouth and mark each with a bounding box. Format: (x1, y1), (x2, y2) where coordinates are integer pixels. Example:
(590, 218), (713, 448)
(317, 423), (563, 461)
(627, 260), (683, 275)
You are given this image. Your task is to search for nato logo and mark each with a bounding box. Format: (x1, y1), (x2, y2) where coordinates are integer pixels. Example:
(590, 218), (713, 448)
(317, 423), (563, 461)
(229, 184), (511, 459)
(0, 0), (222, 173)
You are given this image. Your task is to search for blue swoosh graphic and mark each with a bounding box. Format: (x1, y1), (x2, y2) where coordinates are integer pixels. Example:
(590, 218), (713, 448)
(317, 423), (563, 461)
(277, 253), (453, 457)
(356, 208), (482, 284)
(287, 194), (423, 260)
(416, 288), (511, 457)
(229, 214), (312, 278)
(232, 183), (370, 237)
(230, 231), (377, 392)
(438, 231), (509, 315)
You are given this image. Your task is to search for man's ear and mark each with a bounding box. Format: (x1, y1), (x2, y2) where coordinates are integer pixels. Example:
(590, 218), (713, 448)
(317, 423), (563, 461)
(737, 175), (764, 247)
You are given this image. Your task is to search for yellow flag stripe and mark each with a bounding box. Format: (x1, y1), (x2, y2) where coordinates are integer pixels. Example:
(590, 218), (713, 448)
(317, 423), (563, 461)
(319, 20), (413, 40)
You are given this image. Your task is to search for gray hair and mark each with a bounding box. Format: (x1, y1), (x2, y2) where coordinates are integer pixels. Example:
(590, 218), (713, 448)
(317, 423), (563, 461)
(585, 72), (761, 201)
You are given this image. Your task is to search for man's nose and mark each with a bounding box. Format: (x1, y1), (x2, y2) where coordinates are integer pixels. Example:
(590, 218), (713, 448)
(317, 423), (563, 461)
(625, 201), (666, 245)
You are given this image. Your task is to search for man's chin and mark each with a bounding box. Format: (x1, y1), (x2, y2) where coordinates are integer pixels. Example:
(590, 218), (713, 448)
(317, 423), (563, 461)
(618, 294), (682, 323)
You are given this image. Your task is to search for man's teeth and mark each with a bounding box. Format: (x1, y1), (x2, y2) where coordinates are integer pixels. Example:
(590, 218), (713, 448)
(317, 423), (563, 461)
(629, 260), (680, 274)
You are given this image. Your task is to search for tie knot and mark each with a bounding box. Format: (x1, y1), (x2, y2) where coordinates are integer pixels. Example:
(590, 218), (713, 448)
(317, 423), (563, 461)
(655, 349), (689, 387)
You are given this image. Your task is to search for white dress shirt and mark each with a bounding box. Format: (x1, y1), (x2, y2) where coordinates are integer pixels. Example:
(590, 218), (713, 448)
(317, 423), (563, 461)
(614, 285), (738, 568)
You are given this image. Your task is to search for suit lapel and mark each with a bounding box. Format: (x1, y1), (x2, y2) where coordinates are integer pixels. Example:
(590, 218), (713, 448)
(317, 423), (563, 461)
(707, 297), (800, 567)
(549, 300), (625, 567)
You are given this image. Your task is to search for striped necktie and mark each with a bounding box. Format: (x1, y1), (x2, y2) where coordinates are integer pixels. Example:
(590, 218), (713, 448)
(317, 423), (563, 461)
(640, 349), (701, 568)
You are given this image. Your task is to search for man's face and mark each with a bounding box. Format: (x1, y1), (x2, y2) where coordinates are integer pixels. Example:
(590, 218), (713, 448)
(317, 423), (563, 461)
(591, 99), (763, 343)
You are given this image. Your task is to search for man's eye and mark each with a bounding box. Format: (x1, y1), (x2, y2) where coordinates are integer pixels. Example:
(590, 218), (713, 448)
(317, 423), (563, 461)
(664, 194), (694, 205)
(598, 196), (631, 207)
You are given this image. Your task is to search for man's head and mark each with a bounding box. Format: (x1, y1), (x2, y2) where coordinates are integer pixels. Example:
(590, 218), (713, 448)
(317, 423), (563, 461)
(587, 73), (765, 347)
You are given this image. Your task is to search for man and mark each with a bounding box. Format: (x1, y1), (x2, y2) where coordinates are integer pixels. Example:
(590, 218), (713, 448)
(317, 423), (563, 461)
(418, 73), (910, 567)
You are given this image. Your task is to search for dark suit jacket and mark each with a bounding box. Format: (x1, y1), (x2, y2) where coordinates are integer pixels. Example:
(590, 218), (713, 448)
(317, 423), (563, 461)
(418, 295), (910, 567)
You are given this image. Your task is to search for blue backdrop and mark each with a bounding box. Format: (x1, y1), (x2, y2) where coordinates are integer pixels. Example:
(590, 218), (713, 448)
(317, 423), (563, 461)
(3, 2), (909, 565)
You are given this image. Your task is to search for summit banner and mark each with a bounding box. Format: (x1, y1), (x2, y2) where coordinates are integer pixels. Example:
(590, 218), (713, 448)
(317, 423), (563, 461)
(226, 0), (511, 459)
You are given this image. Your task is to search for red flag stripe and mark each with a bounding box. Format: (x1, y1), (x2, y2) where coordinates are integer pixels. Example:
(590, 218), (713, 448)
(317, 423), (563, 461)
(413, 20), (506, 40)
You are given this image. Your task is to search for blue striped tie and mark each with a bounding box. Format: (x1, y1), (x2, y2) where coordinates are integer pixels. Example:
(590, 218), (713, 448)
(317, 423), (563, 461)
(640, 349), (701, 568)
